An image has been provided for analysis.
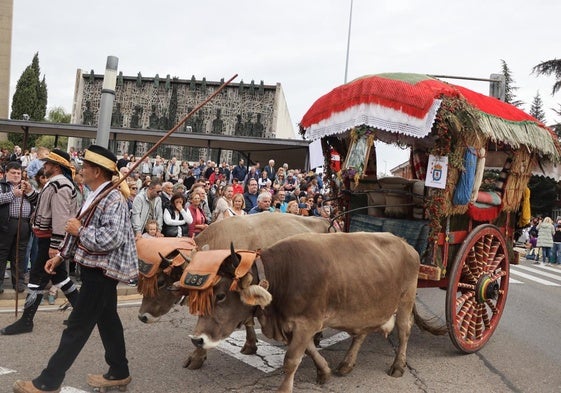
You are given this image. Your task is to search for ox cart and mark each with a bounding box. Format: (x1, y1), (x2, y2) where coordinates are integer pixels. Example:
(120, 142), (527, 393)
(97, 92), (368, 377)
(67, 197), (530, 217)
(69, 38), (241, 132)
(299, 72), (561, 353)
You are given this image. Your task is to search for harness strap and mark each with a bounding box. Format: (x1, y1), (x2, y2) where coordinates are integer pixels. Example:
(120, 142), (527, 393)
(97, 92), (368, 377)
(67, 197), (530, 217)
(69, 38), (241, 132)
(254, 256), (269, 290)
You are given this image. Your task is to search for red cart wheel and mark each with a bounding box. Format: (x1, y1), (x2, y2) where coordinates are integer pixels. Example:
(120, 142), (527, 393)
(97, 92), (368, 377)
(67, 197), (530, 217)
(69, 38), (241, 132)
(445, 224), (509, 353)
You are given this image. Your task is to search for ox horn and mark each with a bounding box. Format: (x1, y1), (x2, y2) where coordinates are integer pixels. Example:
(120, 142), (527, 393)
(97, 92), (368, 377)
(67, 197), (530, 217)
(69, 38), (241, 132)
(158, 252), (173, 269)
(230, 242), (241, 268)
(177, 250), (191, 264)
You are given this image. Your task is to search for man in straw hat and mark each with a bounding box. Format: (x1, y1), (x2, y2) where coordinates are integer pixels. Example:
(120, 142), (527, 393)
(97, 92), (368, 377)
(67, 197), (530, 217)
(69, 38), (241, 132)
(12, 145), (138, 393)
(2, 149), (80, 336)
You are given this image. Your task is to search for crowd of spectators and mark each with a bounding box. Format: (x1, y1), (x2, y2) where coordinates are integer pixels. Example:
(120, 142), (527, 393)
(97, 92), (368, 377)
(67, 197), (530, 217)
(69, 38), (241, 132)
(522, 216), (561, 267)
(111, 154), (334, 229)
(1, 145), (335, 289)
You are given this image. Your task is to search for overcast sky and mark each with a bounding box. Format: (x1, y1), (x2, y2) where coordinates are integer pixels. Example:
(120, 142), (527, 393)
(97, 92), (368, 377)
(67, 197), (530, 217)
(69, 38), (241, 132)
(9, 0), (561, 169)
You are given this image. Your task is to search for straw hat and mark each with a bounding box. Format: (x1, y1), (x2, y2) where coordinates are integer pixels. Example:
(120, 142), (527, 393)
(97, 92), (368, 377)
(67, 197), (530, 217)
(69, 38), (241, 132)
(83, 145), (118, 174)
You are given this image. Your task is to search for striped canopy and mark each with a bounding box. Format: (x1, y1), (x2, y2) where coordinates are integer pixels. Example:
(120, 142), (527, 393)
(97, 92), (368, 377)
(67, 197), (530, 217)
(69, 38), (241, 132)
(300, 73), (560, 160)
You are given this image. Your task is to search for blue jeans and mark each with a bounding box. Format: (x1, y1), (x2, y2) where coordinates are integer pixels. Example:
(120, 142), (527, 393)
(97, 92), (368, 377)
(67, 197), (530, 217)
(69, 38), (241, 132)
(553, 242), (561, 264)
(541, 247), (552, 263)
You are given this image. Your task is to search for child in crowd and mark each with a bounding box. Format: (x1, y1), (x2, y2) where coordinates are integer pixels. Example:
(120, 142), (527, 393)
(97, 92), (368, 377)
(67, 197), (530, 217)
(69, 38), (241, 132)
(130, 220), (159, 287)
(525, 232), (541, 262)
(142, 220), (158, 238)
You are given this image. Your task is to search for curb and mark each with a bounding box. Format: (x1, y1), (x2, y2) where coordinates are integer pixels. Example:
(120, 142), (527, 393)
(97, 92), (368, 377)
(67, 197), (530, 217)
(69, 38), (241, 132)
(0, 284), (142, 312)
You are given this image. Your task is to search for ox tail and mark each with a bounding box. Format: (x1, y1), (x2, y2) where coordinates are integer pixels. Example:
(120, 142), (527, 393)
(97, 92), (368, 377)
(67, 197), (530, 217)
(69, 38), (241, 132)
(412, 304), (448, 336)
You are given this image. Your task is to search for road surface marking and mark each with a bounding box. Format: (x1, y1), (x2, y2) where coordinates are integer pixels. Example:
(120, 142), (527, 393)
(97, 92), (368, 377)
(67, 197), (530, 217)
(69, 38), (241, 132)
(0, 368), (86, 392)
(509, 277), (523, 284)
(509, 269), (561, 286)
(0, 367), (16, 375)
(513, 265), (561, 282)
(217, 329), (350, 373)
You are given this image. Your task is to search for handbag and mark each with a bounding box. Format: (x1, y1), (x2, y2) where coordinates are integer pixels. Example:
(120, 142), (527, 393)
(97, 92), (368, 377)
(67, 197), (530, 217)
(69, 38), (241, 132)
(526, 248), (537, 260)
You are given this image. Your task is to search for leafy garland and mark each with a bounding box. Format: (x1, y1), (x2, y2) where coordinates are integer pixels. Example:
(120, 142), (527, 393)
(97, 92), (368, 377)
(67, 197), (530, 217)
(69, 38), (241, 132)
(338, 125), (376, 189)
(425, 97), (480, 270)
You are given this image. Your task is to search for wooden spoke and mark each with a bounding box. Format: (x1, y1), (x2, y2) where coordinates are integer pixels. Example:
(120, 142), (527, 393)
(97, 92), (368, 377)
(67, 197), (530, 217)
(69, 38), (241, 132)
(446, 224), (510, 353)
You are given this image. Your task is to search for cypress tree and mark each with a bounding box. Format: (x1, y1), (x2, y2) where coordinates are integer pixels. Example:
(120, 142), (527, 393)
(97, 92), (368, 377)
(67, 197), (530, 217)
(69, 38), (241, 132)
(500, 60), (523, 108)
(9, 53), (48, 147)
(529, 91), (547, 123)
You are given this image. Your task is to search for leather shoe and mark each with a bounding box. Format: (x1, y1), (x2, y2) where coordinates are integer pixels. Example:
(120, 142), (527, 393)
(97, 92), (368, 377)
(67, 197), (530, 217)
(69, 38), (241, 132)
(13, 379), (61, 393)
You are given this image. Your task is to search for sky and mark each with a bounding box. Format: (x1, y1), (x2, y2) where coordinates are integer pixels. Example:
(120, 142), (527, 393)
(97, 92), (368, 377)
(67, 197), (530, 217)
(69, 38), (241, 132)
(8, 0), (561, 170)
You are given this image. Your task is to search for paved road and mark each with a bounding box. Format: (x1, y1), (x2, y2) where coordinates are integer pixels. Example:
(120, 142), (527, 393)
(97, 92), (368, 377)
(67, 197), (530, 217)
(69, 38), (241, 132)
(0, 258), (560, 392)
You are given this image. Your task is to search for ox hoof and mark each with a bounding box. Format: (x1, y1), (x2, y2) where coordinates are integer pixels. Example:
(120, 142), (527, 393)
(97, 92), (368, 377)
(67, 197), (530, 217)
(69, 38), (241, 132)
(335, 362), (354, 376)
(313, 331), (323, 348)
(388, 365), (405, 378)
(240, 343), (258, 355)
(316, 369), (332, 385)
(183, 348), (207, 370)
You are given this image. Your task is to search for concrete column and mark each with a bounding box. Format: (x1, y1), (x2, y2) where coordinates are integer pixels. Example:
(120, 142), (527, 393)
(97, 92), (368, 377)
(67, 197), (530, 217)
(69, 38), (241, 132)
(0, 0), (14, 141)
(96, 56), (118, 149)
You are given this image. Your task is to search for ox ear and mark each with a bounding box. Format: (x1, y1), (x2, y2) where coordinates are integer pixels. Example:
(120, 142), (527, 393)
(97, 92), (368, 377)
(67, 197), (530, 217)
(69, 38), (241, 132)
(240, 285), (272, 308)
(238, 273), (253, 289)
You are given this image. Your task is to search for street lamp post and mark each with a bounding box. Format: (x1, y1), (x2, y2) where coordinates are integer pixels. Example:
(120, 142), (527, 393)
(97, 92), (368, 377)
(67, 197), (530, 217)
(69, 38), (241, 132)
(96, 56), (119, 149)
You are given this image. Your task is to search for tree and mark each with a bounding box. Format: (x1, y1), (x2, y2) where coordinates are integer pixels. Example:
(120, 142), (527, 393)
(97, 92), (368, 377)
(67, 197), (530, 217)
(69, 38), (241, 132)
(529, 91), (547, 123)
(532, 58), (561, 95)
(9, 53), (48, 148)
(500, 60), (523, 107)
(551, 103), (561, 139)
(528, 175), (558, 218)
(47, 106), (71, 123)
(10, 53), (48, 121)
(35, 107), (71, 149)
(34, 135), (68, 150)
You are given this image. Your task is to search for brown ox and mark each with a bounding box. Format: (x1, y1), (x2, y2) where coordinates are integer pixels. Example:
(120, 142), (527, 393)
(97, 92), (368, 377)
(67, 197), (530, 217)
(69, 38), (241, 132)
(188, 232), (430, 393)
(136, 213), (333, 369)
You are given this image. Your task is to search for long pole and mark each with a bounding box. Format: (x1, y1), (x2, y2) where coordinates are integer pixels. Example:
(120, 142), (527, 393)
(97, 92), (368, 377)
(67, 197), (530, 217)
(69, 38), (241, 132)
(344, 0), (354, 83)
(77, 73), (238, 221)
(13, 126), (29, 317)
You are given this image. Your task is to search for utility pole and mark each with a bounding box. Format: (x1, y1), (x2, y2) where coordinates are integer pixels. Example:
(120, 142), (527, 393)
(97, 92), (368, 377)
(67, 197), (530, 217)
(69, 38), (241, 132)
(344, 0), (353, 83)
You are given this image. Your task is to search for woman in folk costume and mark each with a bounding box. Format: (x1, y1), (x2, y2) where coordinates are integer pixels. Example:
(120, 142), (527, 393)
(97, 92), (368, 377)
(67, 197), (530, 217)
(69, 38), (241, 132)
(12, 145), (138, 393)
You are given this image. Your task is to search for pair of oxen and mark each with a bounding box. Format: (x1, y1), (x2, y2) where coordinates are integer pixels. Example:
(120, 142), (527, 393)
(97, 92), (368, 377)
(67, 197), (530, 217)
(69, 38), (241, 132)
(137, 213), (444, 393)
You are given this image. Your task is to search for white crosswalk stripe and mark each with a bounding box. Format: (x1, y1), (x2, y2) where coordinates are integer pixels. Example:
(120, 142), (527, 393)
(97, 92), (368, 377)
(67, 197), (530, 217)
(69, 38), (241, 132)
(510, 264), (561, 286)
(217, 329), (350, 373)
(0, 367), (16, 375)
(1, 367), (87, 392)
(61, 388), (89, 393)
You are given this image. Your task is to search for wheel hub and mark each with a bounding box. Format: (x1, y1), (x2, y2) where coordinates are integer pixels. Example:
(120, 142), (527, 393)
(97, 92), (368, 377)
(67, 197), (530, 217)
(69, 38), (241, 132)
(475, 275), (499, 303)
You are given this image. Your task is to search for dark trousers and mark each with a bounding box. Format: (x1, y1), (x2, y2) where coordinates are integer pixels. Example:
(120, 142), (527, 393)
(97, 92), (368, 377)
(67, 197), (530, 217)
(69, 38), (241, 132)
(0, 217), (30, 290)
(34, 266), (129, 390)
(29, 238), (69, 289)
